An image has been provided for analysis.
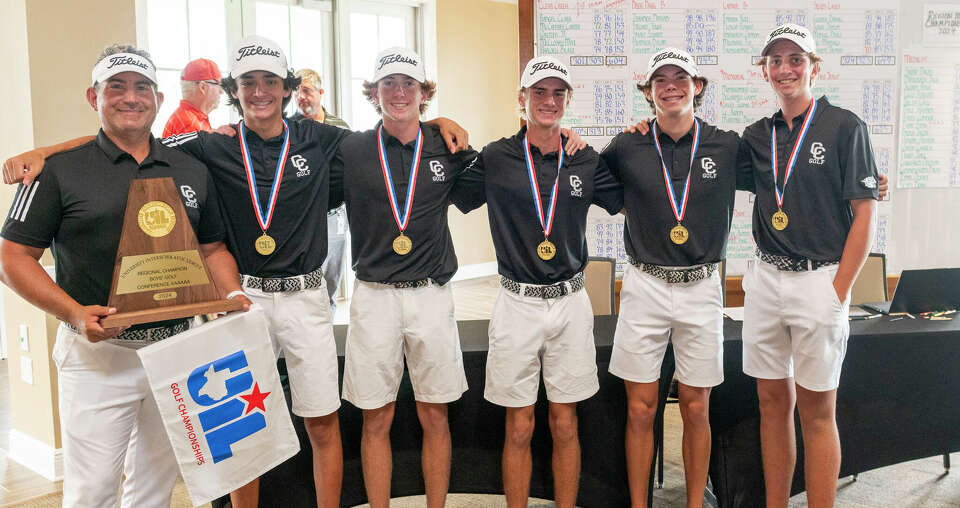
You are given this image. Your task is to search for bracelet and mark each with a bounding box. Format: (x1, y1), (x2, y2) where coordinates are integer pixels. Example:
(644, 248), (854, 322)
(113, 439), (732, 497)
(226, 290), (246, 300)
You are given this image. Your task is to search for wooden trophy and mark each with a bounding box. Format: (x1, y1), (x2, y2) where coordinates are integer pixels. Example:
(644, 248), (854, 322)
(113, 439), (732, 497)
(100, 177), (243, 328)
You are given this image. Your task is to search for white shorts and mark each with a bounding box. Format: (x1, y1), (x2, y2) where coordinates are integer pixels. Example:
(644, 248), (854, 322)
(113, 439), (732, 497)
(54, 325), (179, 508)
(342, 281), (468, 409)
(610, 264), (724, 388)
(484, 284), (599, 407)
(243, 281), (341, 417)
(742, 260), (850, 391)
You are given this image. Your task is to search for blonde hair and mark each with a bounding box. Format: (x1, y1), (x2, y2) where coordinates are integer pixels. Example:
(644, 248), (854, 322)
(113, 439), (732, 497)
(295, 68), (322, 89)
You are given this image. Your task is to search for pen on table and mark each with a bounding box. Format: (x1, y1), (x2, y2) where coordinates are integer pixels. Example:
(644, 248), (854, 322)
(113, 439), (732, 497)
(850, 314), (881, 321)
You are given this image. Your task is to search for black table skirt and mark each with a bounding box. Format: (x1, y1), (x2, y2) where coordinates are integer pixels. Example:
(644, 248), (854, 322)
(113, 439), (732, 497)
(708, 317), (960, 507)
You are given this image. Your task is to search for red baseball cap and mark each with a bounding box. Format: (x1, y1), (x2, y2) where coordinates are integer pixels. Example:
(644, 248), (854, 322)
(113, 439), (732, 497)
(181, 58), (222, 81)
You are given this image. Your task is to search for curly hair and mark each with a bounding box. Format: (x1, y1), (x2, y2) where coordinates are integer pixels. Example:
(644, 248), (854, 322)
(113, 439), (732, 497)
(221, 71), (302, 118)
(361, 79), (437, 115)
(636, 76), (710, 115)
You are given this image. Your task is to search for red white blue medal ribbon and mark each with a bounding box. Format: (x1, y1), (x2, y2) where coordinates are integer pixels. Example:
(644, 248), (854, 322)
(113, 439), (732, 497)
(239, 119), (290, 233)
(522, 134), (563, 238)
(770, 99), (817, 209)
(377, 125), (423, 233)
(652, 118), (700, 225)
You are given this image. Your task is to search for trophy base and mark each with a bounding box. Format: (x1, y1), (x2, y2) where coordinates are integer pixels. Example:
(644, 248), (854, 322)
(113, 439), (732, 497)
(100, 299), (245, 328)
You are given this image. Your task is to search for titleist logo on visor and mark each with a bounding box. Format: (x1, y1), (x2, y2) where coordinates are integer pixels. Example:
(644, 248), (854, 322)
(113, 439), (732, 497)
(378, 54), (418, 69)
(530, 61), (568, 75)
(236, 45), (281, 61)
(106, 55), (149, 70)
(653, 51), (689, 64)
(769, 26), (807, 39)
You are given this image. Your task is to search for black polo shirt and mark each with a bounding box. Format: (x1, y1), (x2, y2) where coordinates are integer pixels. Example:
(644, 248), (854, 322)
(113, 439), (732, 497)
(338, 122), (478, 285)
(162, 120), (349, 277)
(456, 127), (623, 285)
(1, 131), (224, 328)
(602, 120), (744, 266)
(740, 96), (879, 261)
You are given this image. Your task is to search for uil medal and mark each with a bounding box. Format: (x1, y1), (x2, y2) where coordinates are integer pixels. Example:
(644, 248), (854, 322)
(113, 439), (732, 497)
(770, 99), (816, 233)
(537, 240), (556, 260)
(378, 126), (423, 256)
(523, 134), (563, 262)
(393, 233), (412, 255)
(239, 119), (290, 259)
(670, 224), (689, 245)
(652, 119), (699, 247)
(772, 209), (789, 231)
(255, 234), (276, 255)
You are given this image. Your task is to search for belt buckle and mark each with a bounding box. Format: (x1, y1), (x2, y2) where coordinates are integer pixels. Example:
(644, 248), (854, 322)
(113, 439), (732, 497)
(557, 283), (568, 297)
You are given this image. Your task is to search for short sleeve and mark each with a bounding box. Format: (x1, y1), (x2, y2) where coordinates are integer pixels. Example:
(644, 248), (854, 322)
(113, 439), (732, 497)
(735, 136), (756, 193)
(451, 150), (487, 213)
(1, 172), (62, 249)
(161, 129), (208, 162)
(592, 155), (624, 214)
(839, 119), (880, 201)
(598, 134), (623, 182)
(196, 172), (226, 245)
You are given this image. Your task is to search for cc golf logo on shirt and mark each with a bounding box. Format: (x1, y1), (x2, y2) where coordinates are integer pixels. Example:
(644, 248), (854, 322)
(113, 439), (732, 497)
(290, 154), (310, 177)
(809, 142), (827, 165)
(569, 174), (583, 197)
(860, 176), (878, 189)
(430, 160), (445, 182)
(701, 158), (717, 179)
(182, 350), (271, 464)
(180, 185), (199, 209)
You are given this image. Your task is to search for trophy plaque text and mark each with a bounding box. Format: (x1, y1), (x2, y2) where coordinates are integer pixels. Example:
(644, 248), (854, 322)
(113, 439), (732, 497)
(101, 177), (242, 328)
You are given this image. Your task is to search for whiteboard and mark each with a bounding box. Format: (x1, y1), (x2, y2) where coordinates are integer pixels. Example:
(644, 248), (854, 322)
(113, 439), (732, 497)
(533, 0), (959, 275)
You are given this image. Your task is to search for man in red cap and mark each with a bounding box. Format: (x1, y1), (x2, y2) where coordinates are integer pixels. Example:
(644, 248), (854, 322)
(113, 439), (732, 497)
(162, 58), (223, 137)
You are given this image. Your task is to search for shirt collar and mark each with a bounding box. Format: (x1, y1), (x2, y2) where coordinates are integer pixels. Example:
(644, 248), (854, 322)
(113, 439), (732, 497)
(654, 120), (697, 145)
(773, 94), (830, 128)
(95, 129), (170, 167)
(178, 99), (209, 122)
(513, 125), (567, 158)
(376, 120), (425, 148)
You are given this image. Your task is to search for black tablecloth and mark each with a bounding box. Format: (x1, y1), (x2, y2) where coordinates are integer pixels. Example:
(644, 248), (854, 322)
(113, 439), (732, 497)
(708, 317), (960, 507)
(211, 315), (960, 507)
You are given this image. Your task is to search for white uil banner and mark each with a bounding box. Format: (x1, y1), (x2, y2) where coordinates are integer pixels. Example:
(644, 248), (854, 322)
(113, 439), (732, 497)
(137, 307), (299, 506)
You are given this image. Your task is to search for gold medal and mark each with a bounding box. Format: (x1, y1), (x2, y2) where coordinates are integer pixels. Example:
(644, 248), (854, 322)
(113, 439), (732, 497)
(393, 233), (412, 255)
(255, 233), (276, 255)
(537, 240), (556, 260)
(670, 224), (689, 245)
(771, 209), (788, 231)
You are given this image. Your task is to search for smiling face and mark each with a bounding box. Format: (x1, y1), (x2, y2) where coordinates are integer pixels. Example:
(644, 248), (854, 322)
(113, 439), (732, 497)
(87, 71), (162, 137)
(371, 73), (424, 125)
(520, 77), (571, 130)
(762, 39), (819, 102)
(644, 65), (702, 118)
(232, 70), (290, 123)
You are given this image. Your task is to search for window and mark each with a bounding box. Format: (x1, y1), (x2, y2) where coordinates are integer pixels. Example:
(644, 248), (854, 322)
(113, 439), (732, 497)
(140, 0), (231, 136)
(336, 1), (418, 130)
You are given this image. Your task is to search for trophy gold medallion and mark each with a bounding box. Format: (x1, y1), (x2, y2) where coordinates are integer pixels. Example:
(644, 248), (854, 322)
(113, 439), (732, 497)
(101, 177), (243, 328)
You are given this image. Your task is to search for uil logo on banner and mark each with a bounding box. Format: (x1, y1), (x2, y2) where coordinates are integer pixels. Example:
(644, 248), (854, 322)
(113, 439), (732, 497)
(701, 158), (717, 179)
(809, 142), (826, 165)
(291, 154), (310, 177)
(430, 160), (445, 182)
(184, 350), (271, 464)
(569, 174), (583, 197)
